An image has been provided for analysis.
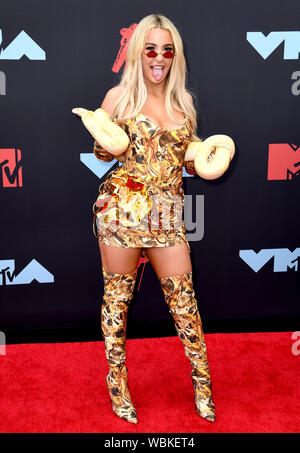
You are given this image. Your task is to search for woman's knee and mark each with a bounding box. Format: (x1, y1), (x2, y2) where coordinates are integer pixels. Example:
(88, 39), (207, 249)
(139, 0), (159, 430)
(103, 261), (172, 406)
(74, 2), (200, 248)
(99, 243), (142, 274)
(145, 244), (192, 279)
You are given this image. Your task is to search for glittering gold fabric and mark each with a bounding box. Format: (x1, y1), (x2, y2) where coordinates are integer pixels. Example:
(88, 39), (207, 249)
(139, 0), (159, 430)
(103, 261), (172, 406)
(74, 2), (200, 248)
(159, 271), (216, 423)
(101, 266), (138, 424)
(93, 113), (194, 256)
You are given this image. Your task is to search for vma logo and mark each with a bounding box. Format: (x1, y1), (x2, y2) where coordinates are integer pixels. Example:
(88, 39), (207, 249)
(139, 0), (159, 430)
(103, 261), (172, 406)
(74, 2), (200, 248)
(267, 143), (300, 180)
(247, 31), (300, 60)
(0, 259), (54, 285)
(239, 248), (300, 272)
(0, 29), (45, 60)
(0, 149), (23, 188)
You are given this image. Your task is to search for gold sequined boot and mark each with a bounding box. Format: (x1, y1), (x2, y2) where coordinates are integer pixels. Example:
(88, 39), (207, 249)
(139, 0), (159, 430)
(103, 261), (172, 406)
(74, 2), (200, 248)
(159, 271), (216, 423)
(101, 266), (138, 424)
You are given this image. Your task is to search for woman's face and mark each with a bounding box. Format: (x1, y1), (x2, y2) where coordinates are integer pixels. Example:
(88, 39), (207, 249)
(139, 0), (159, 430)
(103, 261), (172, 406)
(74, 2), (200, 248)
(141, 27), (174, 87)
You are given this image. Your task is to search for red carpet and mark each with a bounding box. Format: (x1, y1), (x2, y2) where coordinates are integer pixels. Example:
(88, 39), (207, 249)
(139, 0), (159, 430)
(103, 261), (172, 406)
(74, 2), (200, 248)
(0, 332), (299, 433)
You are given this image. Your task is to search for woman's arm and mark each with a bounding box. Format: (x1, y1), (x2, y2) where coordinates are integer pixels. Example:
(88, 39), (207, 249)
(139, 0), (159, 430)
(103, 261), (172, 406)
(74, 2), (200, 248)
(93, 138), (126, 163)
(183, 91), (198, 175)
(93, 86), (126, 163)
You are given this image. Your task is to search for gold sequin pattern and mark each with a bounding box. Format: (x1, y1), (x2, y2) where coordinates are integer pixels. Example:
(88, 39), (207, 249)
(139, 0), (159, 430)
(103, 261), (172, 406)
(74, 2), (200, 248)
(101, 266), (138, 424)
(159, 271), (216, 422)
(93, 114), (194, 256)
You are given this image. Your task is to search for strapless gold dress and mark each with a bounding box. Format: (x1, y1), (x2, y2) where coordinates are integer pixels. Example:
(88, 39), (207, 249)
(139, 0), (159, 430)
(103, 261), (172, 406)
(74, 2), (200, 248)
(92, 113), (195, 257)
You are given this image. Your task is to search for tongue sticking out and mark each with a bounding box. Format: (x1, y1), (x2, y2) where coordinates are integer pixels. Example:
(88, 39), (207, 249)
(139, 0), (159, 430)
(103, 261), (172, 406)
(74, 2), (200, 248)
(152, 67), (163, 81)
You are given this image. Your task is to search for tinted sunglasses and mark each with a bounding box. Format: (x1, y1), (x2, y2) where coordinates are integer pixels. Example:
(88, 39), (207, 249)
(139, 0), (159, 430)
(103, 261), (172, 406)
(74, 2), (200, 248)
(145, 49), (175, 59)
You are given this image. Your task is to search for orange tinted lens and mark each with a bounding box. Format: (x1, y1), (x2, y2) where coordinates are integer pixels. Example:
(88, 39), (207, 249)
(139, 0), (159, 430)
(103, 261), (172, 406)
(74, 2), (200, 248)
(146, 50), (158, 58)
(163, 51), (174, 58)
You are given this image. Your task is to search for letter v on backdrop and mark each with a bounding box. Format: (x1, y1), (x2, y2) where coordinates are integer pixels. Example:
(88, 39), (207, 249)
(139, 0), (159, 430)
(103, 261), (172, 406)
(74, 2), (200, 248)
(0, 30), (45, 60)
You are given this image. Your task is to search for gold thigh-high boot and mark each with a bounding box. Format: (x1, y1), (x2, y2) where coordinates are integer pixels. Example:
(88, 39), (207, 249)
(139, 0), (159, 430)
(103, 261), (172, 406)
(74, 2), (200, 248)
(101, 265), (138, 424)
(159, 271), (216, 423)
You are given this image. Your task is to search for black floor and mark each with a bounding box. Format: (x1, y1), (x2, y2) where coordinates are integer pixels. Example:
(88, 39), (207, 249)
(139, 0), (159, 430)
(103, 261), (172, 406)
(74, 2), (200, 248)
(2, 316), (299, 345)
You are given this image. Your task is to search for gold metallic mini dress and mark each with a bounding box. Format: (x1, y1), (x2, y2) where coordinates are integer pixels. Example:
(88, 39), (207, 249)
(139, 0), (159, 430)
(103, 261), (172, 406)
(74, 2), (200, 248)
(92, 113), (196, 258)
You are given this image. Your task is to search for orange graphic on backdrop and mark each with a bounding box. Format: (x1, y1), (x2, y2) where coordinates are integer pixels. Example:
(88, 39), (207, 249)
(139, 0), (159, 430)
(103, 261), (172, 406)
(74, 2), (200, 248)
(112, 23), (138, 73)
(112, 23), (149, 289)
(0, 149), (22, 187)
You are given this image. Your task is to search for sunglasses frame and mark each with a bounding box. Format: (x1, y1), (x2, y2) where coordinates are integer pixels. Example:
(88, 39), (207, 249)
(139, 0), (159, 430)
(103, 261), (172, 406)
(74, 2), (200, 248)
(145, 49), (175, 59)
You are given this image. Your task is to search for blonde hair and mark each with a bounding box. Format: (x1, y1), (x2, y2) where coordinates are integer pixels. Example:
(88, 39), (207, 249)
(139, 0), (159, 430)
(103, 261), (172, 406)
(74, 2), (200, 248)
(112, 14), (198, 134)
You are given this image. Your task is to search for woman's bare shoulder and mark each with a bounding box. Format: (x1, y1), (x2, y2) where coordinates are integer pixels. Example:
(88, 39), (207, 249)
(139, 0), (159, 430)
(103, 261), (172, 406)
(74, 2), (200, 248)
(100, 85), (123, 116)
(185, 90), (194, 104)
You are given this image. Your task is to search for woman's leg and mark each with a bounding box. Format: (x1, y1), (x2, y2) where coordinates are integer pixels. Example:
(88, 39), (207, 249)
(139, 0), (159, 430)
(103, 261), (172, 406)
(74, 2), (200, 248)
(98, 243), (142, 424)
(143, 243), (192, 278)
(144, 244), (216, 422)
(99, 243), (142, 274)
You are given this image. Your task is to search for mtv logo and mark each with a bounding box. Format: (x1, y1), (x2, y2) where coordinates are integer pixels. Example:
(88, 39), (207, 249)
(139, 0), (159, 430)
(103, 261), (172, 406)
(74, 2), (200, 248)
(112, 23), (138, 73)
(0, 29), (45, 60)
(247, 31), (300, 60)
(0, 149), (22, 187)
(267, 144), (300, 180)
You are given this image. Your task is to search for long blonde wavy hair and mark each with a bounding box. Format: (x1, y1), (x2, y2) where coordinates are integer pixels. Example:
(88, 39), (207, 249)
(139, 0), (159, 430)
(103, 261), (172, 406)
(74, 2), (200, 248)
(112, 14), (198, 134)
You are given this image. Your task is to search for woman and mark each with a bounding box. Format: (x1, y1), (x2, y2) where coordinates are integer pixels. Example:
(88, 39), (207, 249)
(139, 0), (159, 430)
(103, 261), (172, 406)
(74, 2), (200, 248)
(93, 14), (215, 424)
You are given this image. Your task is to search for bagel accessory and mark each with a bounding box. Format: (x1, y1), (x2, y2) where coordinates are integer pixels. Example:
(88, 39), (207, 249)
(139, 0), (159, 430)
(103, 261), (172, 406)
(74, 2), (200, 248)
(72, 107), (129, 155)
(184, 134), (235, 180)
